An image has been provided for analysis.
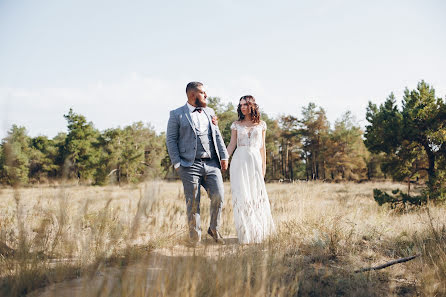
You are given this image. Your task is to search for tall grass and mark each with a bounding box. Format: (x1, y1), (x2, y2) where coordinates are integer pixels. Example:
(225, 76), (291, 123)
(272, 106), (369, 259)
(0, 181), (445, 296)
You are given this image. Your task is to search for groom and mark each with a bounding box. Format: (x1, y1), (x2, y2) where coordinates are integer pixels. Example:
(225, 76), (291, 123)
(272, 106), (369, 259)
(166, 82), (229, 245)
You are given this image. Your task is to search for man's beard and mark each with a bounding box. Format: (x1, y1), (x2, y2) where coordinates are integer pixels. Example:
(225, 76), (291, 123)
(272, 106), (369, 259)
(195, 97), (206, 107)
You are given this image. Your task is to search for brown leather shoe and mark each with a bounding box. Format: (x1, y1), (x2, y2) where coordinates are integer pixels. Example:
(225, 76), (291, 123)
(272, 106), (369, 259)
(207, 228), (225, 245)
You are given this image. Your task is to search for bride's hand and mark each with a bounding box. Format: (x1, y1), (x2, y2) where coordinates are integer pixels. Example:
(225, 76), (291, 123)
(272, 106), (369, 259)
(212, 116), (218, 126)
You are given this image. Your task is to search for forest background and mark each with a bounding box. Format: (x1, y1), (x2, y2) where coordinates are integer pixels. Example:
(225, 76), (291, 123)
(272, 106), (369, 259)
(1, 81), (445, 199)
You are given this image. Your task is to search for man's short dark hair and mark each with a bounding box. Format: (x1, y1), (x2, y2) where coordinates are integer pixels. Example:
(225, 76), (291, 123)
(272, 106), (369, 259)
(186, 82), (203, 94)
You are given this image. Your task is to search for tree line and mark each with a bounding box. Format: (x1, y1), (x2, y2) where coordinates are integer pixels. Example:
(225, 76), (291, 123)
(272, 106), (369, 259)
(0, 109), (166, 185)
(1, 81), (444, 199)
(208, 97), (371, 182)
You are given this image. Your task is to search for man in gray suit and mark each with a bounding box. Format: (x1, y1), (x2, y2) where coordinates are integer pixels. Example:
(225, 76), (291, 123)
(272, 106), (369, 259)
(166, 82), (229, 245)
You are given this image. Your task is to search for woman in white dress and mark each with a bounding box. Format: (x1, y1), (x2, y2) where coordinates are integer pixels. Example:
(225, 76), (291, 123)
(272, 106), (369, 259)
(226, 95), (275, 244)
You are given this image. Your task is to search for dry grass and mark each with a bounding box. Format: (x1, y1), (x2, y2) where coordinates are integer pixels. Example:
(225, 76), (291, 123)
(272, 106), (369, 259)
(0, 181), (445, 296)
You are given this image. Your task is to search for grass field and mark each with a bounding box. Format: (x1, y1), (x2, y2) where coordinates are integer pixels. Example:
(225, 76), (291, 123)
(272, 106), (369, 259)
(0, 181), (445, 296)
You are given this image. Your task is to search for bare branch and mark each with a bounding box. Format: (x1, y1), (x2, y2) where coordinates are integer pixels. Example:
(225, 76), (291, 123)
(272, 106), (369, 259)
(355, 254), (420, 273)
(107, 169), (118, 177)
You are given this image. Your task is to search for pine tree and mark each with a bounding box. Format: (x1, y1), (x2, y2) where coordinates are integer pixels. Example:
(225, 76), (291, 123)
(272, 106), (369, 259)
(263, 113), (282, 180)
(63, 109), (101, 182)
(299, 103), (330, 180)
(279, 115), (300, 180)
(327, 111), (368, 181)
(365, 81), (446, 200)
(0, 125), (31, 185)
(99, 122), (166, 184)
(29, 135), (60, 182)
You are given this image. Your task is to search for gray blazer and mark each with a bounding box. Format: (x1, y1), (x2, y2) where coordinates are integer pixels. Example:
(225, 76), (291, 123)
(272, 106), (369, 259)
(166, 104), (229, 168)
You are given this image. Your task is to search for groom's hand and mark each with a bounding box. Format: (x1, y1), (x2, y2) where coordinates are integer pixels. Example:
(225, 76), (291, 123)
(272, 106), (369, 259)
(221, 160), (228, 171)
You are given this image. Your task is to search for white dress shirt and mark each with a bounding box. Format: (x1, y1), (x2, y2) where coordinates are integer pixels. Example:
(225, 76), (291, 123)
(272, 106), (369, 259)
(186, 103), (228, 162)
(187, 102), (210, 135)
(174, 103), (211, 169)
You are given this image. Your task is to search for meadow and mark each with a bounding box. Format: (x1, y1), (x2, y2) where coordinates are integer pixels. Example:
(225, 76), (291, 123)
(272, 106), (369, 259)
(0, 181), (445, 297)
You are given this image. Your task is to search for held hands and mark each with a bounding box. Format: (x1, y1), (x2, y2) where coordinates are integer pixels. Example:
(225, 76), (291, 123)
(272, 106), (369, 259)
(221, 160), (228, 171)
(212, 116), (225, 170)
(213, 116), (226, 171)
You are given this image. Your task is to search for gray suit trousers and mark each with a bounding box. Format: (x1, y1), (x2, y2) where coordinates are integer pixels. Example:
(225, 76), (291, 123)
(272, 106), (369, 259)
(178, 158), (224, 241)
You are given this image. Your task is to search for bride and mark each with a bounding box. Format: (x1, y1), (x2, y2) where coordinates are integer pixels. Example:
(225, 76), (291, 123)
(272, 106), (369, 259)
(226, 95), (275, 244)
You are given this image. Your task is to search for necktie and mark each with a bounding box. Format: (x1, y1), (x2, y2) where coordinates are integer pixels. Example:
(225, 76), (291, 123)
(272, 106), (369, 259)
(193, 108), (202, 113)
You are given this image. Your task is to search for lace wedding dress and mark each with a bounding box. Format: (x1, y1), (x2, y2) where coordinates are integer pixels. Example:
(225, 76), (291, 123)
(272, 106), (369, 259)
(230, 121), (275, 244)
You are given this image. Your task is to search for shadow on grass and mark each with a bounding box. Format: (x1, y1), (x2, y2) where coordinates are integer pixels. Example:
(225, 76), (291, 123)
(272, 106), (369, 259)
(16, 240), (395, 297)
(6, 225), (443, 296)
(0, 244), (155, 297)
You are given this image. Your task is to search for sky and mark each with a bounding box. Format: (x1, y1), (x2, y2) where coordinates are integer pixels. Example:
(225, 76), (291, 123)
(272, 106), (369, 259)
(1, 0), (445, 139)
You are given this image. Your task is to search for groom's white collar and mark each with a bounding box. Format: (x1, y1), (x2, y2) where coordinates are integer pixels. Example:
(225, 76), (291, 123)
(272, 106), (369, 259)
(186, 102), (203, 113)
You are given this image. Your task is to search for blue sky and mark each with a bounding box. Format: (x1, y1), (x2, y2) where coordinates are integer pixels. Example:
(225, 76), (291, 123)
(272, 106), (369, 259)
(1, 0), (445, 138)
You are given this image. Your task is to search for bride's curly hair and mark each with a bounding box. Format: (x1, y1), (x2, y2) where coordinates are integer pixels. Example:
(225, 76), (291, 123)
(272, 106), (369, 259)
(237, 95), (260, 123)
